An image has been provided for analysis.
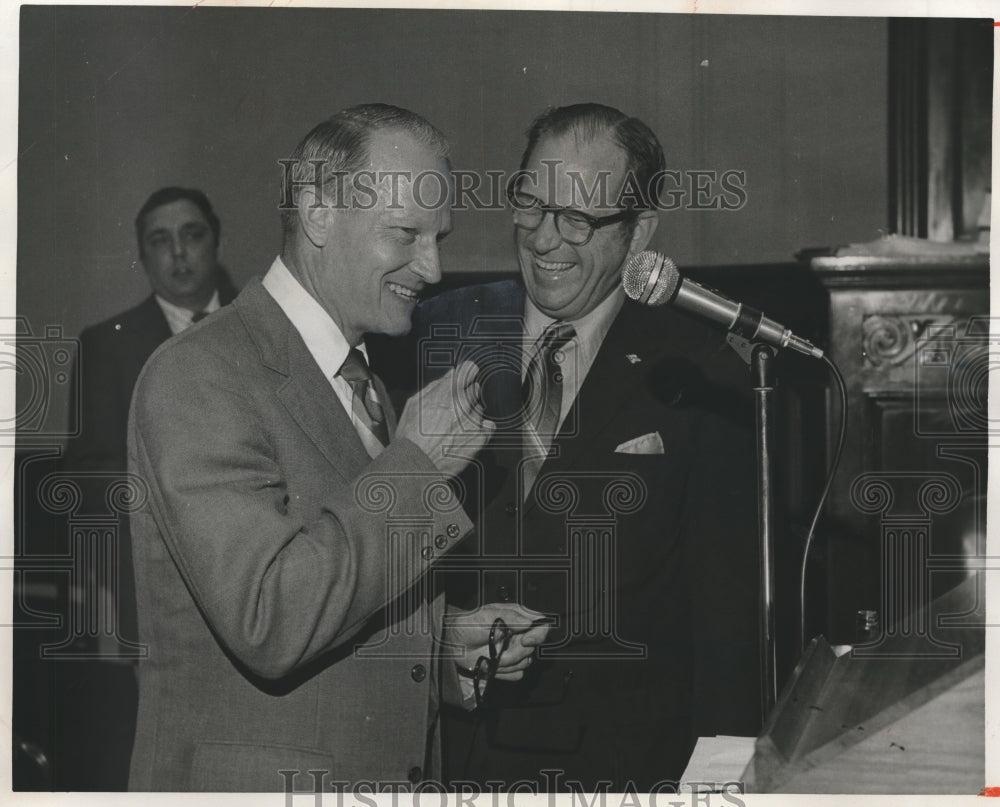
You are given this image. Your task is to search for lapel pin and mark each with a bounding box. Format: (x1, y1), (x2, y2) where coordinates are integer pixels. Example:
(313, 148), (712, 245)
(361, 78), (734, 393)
(625, 353), (641, 364)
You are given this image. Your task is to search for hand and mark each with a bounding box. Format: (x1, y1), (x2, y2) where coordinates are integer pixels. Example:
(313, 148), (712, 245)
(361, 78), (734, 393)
(444, 603), (553, 682)
(395, 360), (495, 478)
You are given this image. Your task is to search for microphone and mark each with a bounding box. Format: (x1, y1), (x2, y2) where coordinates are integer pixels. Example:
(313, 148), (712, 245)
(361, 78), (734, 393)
(622, 251), (824, 359)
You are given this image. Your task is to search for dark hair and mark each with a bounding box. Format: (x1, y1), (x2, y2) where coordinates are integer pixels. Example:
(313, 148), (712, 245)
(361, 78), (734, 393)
(279, 103), (450, 246)
(135, 187), (221, 252)
(519, 103), (666, 211)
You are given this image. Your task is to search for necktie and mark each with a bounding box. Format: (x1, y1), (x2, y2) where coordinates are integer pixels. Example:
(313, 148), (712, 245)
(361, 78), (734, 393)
(339, 348), (390, 447)
(521, 322), (576, 495)
(190, 310), (210, 324)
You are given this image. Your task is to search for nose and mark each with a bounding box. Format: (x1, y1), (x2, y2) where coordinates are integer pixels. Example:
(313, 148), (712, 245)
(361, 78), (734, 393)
(529, 211), (563, 253)
(411, 240), (442, 285)
(170, 235), (185, 259)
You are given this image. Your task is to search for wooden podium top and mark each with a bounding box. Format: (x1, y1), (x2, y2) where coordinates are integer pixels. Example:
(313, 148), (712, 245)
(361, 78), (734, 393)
(745, 576), (986, 794)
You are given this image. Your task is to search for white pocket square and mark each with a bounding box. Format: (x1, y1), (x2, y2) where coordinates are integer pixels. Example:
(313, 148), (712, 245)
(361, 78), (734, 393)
(614, 431), (664, 455)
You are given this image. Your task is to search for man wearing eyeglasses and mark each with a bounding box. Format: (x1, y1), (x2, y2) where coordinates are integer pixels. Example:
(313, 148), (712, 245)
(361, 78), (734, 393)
(405, 104), (759, 791)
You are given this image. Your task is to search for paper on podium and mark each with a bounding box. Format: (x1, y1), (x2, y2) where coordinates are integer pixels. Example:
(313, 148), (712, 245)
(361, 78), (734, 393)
(680, 735), (757, 789)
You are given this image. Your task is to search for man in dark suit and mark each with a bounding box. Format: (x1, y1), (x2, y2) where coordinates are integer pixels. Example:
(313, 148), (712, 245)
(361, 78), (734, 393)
(64, 187), (237, 644)
(405, 104), (761, 791)
(126, 105), (547, 792)
(53, 188), (237, 790)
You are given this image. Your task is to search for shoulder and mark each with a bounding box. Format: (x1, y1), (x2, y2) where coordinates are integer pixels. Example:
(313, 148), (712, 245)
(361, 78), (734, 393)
(147, 304), (246, 370)
(130, 306), (266, 451)
(419, 278), (522, 317)
(414, 278), (523, 334)
(136, 296), (264, 405)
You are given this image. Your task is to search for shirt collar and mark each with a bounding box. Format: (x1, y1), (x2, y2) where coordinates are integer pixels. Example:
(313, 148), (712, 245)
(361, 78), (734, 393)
(154, 289), (221, 335)
(261, 256), (365, 380)
(523, 285), (625, 368)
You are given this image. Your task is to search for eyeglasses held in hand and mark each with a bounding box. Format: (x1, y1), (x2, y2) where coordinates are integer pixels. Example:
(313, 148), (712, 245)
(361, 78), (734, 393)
(470, 617), (512, 709)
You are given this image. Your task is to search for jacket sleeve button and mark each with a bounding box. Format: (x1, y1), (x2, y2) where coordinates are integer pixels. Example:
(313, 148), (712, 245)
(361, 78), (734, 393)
(421, 546), (433, 561)
(446, 523), (460, 538)
(434, 534), (448, 549)
(410, 664), (427, 682)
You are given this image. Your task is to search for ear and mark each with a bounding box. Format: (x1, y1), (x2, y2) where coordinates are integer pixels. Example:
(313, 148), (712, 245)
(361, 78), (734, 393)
(626, 210), (658, 258)
(297, 187), (332, 248)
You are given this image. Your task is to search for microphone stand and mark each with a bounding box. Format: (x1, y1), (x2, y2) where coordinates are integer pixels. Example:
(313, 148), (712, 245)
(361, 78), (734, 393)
(726, 334), (778, 724)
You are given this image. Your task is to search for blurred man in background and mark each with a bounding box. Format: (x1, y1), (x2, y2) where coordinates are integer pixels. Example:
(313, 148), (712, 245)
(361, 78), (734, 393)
(56, 187), (237, 789)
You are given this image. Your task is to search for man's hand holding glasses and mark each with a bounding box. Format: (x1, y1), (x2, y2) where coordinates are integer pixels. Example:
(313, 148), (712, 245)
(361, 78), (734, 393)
(445, 604), (553, 708)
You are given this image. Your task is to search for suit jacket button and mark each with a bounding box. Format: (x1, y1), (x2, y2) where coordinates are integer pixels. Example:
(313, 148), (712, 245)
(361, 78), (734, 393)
(421, 547), (433, 561)
(434, 534), (448, 549)
(446, 523), (460, 538)
(496, 585), (511, 602)
(410, 664), (426, 682)
(504, 502), (517, 516)
(408, 766), (423, 784)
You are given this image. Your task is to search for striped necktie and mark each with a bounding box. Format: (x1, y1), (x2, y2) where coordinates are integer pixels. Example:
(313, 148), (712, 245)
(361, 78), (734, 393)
(339, 348), (390, 447)
(521, 321), (576, 494)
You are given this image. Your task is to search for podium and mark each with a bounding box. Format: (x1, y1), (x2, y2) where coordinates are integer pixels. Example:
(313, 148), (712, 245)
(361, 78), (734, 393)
(743, 575), (985, 793)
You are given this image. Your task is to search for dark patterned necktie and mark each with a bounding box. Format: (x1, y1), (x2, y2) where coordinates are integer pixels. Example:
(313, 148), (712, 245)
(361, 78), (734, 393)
(521, 322), (576, 494)
(339, 348), (390, 447)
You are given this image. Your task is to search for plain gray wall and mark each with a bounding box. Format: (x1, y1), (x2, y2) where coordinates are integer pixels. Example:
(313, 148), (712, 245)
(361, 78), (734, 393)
(18, 8), (888, 343)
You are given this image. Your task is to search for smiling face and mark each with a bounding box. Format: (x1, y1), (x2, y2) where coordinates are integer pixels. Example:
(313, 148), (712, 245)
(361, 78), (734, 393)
(293, 128), (452, 346)
(139, 199), (220, 310)
(515, 131), (655, 322)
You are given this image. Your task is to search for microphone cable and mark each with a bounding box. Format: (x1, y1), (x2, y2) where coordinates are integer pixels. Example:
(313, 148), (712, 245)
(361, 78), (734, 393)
(798, 352), (848, 652)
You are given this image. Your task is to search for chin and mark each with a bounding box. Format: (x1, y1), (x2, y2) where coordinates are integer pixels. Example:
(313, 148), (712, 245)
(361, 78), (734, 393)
(381, 318), (413, 338)
(527, 290), (574, 319)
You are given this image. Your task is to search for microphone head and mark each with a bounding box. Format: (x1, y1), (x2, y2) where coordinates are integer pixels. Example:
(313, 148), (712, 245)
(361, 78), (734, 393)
(622, 251), (680, 307)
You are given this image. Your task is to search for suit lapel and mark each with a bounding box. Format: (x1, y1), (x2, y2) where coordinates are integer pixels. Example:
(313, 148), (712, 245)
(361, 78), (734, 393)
(280, 336), (373, 482)
(236, 280), (373, 484)
(483, 334), (527, 428)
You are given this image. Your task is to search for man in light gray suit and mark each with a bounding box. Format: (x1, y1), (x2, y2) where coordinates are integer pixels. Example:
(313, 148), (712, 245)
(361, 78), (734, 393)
(127, 104), (547, 792)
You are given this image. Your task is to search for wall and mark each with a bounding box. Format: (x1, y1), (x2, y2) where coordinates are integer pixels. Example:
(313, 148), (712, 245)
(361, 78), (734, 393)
(17, 7), (888, 345)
